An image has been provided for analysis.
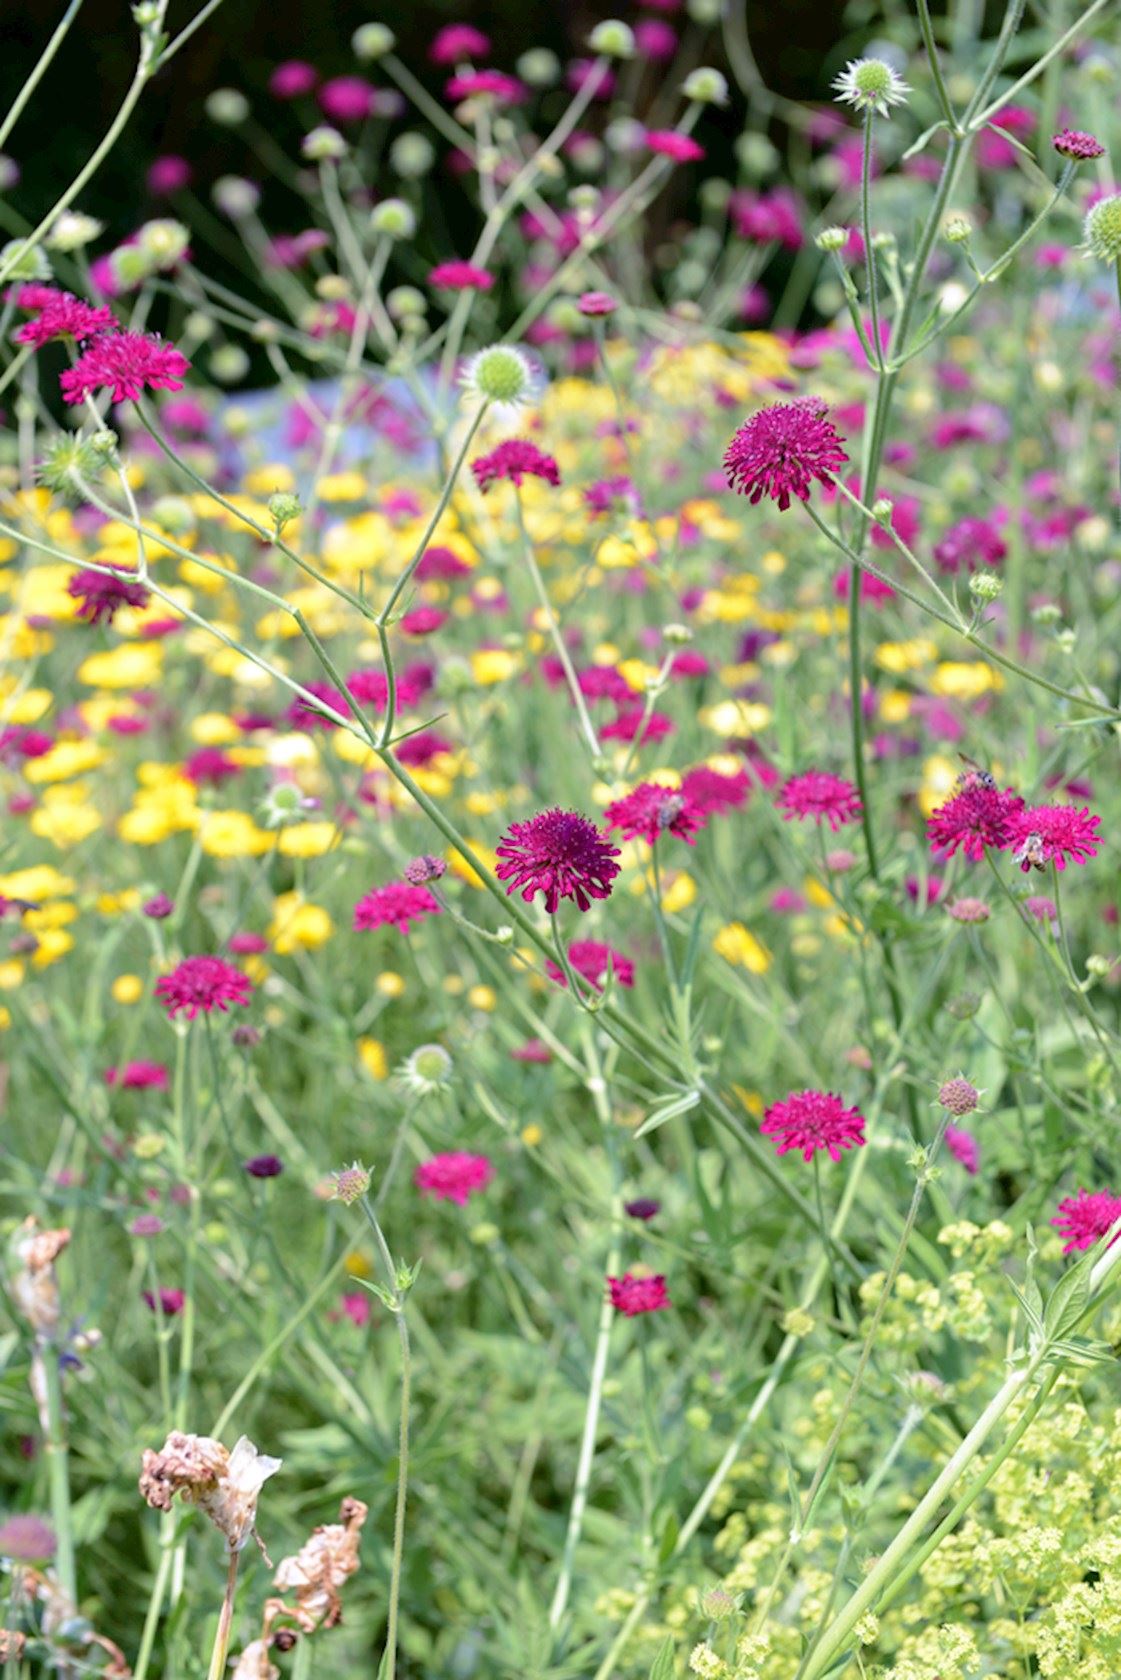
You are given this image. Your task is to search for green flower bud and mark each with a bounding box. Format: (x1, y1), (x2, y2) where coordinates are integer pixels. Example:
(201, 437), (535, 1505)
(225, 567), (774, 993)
(588, 19), (634, 57)
(138, 218), (190, 267)
(205, 88), (249, 126)
(369, 198), (416, 240)
(1084, 193), (1121, 263)
(47, 211), (104, 251)
(390, 131), (435, 179)
(682, 66), (728, 104)
(209, 344), (249, 384)
(968, 572), (1002, 602)
(0, 239), (50, 282)
(386, 285), (426, 321)
(150, 496), (196, 536)
(815, 225), (849, 252)
(352, 22), (394, 59)
(212, 177), (260, 218)
(269, 491), (302, 532)
(332, 1162), (372, 1205)
(516, 48), (560, 86)
(462, 344), (533, 405)
(302, 126), (347, 163)
(943, 212), (972, 243)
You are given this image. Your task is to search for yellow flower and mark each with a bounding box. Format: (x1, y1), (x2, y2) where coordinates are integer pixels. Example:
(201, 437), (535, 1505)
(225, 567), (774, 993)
(919, 753), (960, 819)
(190, 712), (241, 746)
(243, 463), (296, 496)
(96, 890), (142, 915)
(874, 638), (938, 675)
(198, 810), (272, 859)
(77, 643), (165, 688)
(29, 793), (102, 848)
(468, 984), (496, 1011)
(698, 699), (772, 735)
(24, 739), (107, 784)
(268, 892), (334, 953)
(277, 822), (340, 858)
(658, 871), (697, 913)
(376, 972), (406, 998)
(447, 840), (496, 889)
(357, 1038), (388, 1081)
(0, 686), (52, 724)
(31, 928), (74, 967)
(0, 959), (25, 989)
(471, 647), (519, 685)
(112, 974), (144, 1004)
(931, 661), (1002, 700)
(0, 865), (74, 902)
(521, 1123), (543, 1147)
(316, 470), (367, 502)
(713, 922), (771, 973)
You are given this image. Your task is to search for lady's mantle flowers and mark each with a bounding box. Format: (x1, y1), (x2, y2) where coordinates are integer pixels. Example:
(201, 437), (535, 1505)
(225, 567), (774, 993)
(495, 809), (620, 913)
(761, 1090), (867, 1162)
(723, 401), (848, 511)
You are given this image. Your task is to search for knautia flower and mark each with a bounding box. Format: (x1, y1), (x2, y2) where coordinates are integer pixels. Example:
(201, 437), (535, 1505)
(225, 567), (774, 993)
(67, 567), (149, 625)
(945, 1127), (980, 1175)
(761, 1090), (867, 1162)
(545, 940), (635, 991)
(139, 1431), (281, 1552)
(471, 439), (560, 492)
(244, 1155), (284, 1179)
(604, 782), (707, 846)
(832, 57), (911, 118)
(460, 343), (538, 425)
(578, 290), (618, 316)
(926, 781), (1024, 862)
(59, 329), (190, 404)
(1051, 1187), (1121, 1254)
(353, 881), (441, 935)
(428, 260), (495, 292)
(397, 1043), (454, 1096)
(1053, 128), (1105, 161)
(1084, 194), (1121, 263)
(14, 289), (116, 346)
(1008, 804), (1101, 871)
(332, 1163), (372, 1205)
(495, 809), (621, 913)
(414, 1151), (494, 1206)
(608, 1272), (669, 1316)
(724, 401), (848, 510)
(776, 771), (862, 832)
(155, 956), (252, 1020)
(938, 1077), (980, 1116)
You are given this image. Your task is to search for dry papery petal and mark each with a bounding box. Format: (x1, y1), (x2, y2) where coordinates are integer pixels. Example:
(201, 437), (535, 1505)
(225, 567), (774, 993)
(229, 1639), (279, 1680)
(10, 1218), (71, 1336)
(266, 1497), (368, 1634)
(139, 1432), (282, 1552)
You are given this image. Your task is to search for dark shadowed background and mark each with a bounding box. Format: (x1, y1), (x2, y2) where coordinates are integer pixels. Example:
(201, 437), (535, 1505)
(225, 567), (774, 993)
(4, 0), (860, 240)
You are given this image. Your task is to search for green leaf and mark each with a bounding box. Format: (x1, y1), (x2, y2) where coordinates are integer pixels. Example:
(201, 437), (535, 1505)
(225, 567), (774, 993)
(649, 1635), (676, 1680)
(1007, 1278), (1044, 1335)
(635, 1089), (701, 1139)
(1043, 1255), (1093, 1340)
(657, 1510), (680, 1565)
(902, 119), (948, 161)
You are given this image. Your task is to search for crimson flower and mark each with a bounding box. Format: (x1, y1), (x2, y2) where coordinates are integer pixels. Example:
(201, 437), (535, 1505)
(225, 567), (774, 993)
(926, 780), (1024, 862)
(1009, 804), (1101, 872)
(1052, 129), (1106, 161)
(945, 1127), (979, 1175)
(471, 439), (560, 492)
(724, 400), (848, 510)
(776, 771), (862, 832)
(415, 1152), (494, 1206)
(761, 1090), (867, 1162)
(608, 1273), (670, 1317)
(15, 291), (117, 347)
(644, 131), (705, 162)
(604, 782), (706, 846)
(59, 330), (190, 404)
(155, 956), (252, 1020)
(545, 940), (634, 991)
(68, 568), (149, 626)
(495, 809), (620, 913)
(353, 882), (441, 935)
(1052, 1187), (1121, 1254)
(428, 260), (495, 292)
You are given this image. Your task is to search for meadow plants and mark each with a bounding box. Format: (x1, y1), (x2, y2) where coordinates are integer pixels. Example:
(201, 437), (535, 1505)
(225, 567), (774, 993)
(3, 2), (1121, 1679)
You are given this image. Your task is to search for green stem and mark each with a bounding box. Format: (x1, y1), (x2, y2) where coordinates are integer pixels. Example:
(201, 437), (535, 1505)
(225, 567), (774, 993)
(915, 0), (958, 131)
(0, 0), (84, 152)
(358, 1198), (411, 1680)
(205, 1552), (240, 1680)
(42, 1348), (77, 1607)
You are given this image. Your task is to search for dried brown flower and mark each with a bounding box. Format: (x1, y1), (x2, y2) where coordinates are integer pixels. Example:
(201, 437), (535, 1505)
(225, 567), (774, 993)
(139, 1432), (281, 1553)
(268, 1497), (368, 1633)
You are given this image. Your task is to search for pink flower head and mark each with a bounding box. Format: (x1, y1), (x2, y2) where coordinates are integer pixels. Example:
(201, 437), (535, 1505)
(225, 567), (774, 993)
(105, 1060), (170, 1090)
(608, 1273), (669, 1317)
(353, 881), (440, 935)
(644, 130), (705, 163)
(604, 782), (706, 846)
(430, 24), (490, 63)
(183, 747), (240, 786)
(1009, 804), (1101, 872)
(1052, 1187), (1121, 1254)
(945, 1126), (979, 1176)
(1053, 128), (1106, 161)
(933, 515), (1007, 575)
(285, 681), (348, 730)
(927, 779), (1025, 862)
(416, 545), (471, 581)
(155, 956), (252, 1020)
(428, 260), (495, 292)
(143, 1288), (186, 1315)
(776, 771), (861, 832)
(60, 330), (190, 405)
(545, 940), (635, 991)
(761, 1089), (867, 1163)
(635, 19), (678, 58)
(415, 1151), (494, 1206)
(147, 155), (192, 195)
(680, 764), (751, 815)
(445, 70), (526, 106)
(318, 76), (375, 123)
(471, 439), (560, 493)
(976, 105), (1035, 169)
(578, 290), (618, 317)
(495, 808), (620, 914)
(15, 292), (117, 347)
(724, 400), (848, 511)
(269, 60), (318, 98)
(68, 568), (149, 626)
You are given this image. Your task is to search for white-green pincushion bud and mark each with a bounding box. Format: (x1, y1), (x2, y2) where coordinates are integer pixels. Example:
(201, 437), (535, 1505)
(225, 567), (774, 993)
(735, 131), (779, 177)
(110, 245), (156, 289)
(698, 177), (731, 212)
(386, 285), (426, 321)
(390, 132), (435, 179)
(47, 211), (104, 251)
(833, 57), (911, 117)
(516, 48), (559, 86)
(370, 198), (416, 240)
(682, 66), (729, 104)
(687, 0), (722, 23)
(1084, 194), (1121, 263)
(138, 218), (190, 267)
(1084, 53), (1114, 85)
(1, 239), (50, 281)
(605, 117), (646, 155)
(150, 496), (196, 537)
(206, 88), (249, 125)
(462, 345), (534, 406)
(352, 22), (394, 60)
(968, 571), (1002, 603)
(209, 344), (249, 384)
(943, 212), (972, 244)
(212, 177), (260, 218)
(302, 127), (347, 163)
(815, 226), (849, 252)
(398, 1043), (454, 1096)
(871, 497), (894, 523)
(588, 19), (634, 57)
(269, 491), (302, 532)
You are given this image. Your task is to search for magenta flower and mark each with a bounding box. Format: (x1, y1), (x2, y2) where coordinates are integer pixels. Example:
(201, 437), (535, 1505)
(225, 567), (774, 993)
(105, 1060), (169, 1090)
(318, 76), (375, 123)
(761, 1090), (867, 1163)
(445, 70), (527, 105)
(604, 782), (707, 846)
(945, 1127), (979, 1176)
(269, 60), (318, 98)
(60, 330), (190, 405)
(244, 1155), (283, 1178)
(428, 260), (495, 292)
(932, 515), (1007, 574)
(15, 291), (117, 347)
(608, 1273), (670, 1317)
(1052, 1187), (1121, 1254)
(578, 290), (618, 316)
(143, 1288), (186, 1315)
(724, 400), (848, 511)
(430, 23), (490, 63)
(353, 882), (441, 935)
(680, 765), (751, 817)
(545, 940), (635, 991)
(147, 155), (192, 195)
(938, 1077), (980, 1116)
(415, 1151), (494, 1206)
(471, 439), (560, 492)
(776, 771), (862, 832)
(155, 957), (252, 1021)
(285, 681), (348, 730)
(644, 131), (705, 163)
(495, 809), (620, 913)
(68, 568), (149, 626)
(1009, 804), (1101, 872)
(927, 781), (1025, 862)
(1052, 129), (1105, 161)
